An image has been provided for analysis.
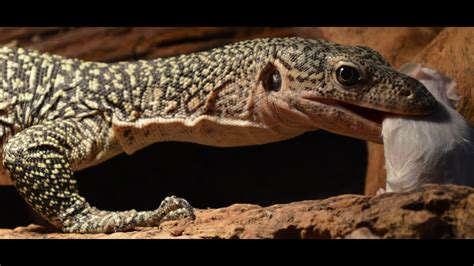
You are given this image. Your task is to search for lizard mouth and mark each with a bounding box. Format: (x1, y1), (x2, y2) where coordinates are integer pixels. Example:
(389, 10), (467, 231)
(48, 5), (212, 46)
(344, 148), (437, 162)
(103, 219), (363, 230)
(312, 98), (387, 127)
(299, 96), (392, 143)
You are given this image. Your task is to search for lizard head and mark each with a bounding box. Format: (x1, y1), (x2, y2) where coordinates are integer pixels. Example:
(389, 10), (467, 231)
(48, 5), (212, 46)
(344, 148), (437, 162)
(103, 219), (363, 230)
(243, 37), (438, 143)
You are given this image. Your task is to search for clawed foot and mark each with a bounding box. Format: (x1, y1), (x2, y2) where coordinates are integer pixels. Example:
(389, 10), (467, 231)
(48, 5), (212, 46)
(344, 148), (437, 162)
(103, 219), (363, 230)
(158, 195), (196, 222)
(59, 195), (195, 233)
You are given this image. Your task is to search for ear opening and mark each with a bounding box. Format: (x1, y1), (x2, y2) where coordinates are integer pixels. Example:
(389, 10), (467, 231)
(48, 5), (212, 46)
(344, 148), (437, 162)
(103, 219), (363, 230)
(260, 62), (281, 92)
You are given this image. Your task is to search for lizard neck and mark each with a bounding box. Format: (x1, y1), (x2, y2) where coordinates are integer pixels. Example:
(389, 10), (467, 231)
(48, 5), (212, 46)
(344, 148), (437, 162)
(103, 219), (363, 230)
(108, 50), (307, 154)
(136, 56), (251, 121)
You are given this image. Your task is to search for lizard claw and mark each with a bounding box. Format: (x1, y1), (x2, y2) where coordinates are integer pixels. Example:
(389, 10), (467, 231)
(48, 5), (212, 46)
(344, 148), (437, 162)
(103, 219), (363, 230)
(158, 196), (196, 221)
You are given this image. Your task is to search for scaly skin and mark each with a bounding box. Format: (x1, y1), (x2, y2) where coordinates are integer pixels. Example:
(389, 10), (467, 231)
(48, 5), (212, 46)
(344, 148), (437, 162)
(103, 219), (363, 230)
(0, 37), (437, 233)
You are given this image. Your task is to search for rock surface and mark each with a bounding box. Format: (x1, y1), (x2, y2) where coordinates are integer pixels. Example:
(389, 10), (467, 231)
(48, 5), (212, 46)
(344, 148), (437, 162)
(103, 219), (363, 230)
(0, 184), (472, 239)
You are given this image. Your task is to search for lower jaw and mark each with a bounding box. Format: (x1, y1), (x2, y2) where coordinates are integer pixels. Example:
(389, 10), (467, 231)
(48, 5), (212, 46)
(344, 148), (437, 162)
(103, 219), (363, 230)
(322, 122), (383, 144)
(304, 99), (385, 143)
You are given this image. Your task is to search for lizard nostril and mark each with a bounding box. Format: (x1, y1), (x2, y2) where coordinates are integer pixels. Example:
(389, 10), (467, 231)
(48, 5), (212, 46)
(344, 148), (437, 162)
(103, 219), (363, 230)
(399, 89), (412, 97)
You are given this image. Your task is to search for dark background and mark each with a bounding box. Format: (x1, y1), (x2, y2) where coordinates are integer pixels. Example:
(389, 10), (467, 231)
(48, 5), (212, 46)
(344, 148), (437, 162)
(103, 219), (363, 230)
(0, 28), (368, 228)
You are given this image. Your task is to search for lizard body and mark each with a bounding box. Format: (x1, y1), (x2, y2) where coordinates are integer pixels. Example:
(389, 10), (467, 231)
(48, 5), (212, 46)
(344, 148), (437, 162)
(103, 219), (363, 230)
(0, 37), (437, 233)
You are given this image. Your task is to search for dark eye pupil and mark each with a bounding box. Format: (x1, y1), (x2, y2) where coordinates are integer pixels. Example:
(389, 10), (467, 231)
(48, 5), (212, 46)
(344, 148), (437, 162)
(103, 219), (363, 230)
(264, 68), (281, 92)
(337, 66), (361, 86)
(340, 67), (354, 80)
(271, 71), (281, 90)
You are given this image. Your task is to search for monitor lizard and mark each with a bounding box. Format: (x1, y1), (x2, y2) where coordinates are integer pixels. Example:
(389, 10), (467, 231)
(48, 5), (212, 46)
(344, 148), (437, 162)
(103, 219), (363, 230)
(0, 37), (437, 233)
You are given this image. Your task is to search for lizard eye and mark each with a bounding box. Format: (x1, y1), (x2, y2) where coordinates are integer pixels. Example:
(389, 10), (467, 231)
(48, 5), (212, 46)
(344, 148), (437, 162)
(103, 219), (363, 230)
(262, 66), (282, 92)
(336, 65), (362, 87)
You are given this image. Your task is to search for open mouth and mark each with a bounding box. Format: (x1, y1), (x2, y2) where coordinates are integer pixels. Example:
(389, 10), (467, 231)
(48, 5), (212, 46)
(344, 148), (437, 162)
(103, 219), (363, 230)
(312, 98), (387, 126)
(298, 95), (399, 143)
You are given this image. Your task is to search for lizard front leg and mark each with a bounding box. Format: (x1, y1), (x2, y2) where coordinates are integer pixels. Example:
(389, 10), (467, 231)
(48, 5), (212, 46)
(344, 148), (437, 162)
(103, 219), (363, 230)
(3, 119), (195, 233)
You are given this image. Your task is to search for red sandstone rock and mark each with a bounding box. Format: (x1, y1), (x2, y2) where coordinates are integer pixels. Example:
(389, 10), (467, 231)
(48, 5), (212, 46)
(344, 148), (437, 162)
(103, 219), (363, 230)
(0, 184), (472, 239)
